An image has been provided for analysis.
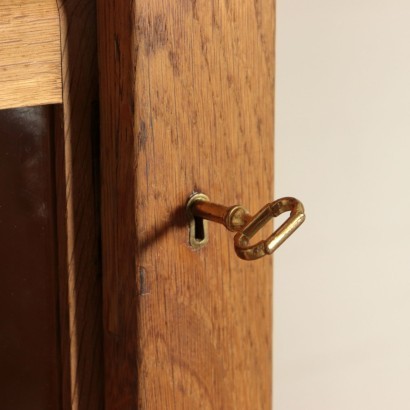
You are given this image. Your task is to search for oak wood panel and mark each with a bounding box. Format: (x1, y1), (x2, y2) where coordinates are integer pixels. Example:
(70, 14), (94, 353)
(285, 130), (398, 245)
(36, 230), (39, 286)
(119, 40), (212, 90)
(55, 1), (104, 408)
(0, 0), (62, 109)
(98, 0), (274, 408)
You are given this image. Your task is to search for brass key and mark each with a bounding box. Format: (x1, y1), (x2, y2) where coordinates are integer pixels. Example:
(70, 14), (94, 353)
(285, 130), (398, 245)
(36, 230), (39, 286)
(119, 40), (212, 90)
(186, 193), (305, 261)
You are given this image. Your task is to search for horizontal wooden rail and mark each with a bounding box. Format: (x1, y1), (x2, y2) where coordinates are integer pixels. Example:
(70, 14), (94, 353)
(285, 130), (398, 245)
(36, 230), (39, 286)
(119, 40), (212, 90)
(0, 0), (62, 109)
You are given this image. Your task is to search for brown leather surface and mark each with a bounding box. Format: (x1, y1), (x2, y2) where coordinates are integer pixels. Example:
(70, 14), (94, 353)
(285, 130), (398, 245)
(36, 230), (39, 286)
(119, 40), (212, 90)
(0, 106), (61, 409)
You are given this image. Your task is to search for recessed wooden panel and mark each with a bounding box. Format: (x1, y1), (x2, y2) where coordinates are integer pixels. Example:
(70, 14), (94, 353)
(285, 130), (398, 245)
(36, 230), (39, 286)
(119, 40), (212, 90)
(97, 0), (274, 408)
(0, 1), (62, 109)
(0, 106), (61, 410)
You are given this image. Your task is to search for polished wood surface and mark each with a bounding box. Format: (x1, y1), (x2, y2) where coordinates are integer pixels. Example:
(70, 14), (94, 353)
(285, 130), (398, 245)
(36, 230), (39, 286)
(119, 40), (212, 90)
(55, 1), (104, 408)
(97, 0), (275, 408)
(0, 1), (62, 109)
(0, 106), (61, 410)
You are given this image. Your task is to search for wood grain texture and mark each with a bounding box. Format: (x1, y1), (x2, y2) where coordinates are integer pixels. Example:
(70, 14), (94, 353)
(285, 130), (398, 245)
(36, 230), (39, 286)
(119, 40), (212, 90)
(0, 0), (62, 109)
(97, 0), (274, 408)
(55, 0), (104, 408)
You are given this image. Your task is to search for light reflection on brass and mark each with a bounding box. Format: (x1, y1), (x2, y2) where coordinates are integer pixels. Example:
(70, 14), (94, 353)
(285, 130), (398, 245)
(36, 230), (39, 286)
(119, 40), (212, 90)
(186, 193), (305, 260)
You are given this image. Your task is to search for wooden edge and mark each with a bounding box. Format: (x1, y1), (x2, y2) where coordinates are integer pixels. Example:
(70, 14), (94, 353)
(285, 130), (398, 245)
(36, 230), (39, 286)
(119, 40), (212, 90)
(54, 1), (104, 409)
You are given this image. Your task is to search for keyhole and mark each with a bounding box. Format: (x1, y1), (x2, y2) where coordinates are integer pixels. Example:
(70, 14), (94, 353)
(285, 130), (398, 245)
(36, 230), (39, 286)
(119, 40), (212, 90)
(194, 216), (205, 242)
(186, 193), (209, 250)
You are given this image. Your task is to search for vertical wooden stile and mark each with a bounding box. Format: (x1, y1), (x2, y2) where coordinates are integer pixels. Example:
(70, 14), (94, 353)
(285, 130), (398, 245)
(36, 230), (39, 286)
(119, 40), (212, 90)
(97, 0), (275, 408)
